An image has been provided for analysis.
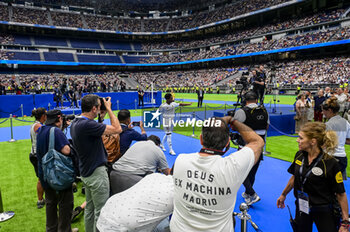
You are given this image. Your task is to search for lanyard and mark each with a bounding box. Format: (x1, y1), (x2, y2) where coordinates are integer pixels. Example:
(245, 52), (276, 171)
(199, 145), (229, 156)
(299, 153), (323, 192)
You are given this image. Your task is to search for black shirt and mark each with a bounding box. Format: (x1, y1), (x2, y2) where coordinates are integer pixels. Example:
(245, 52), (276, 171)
(70, 117), (107, 177)
(288, 150), (345, 206)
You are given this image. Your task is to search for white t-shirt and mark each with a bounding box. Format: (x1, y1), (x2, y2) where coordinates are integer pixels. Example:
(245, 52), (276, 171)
(326, 115), (350, 158)
(170, 147), (255, 232)
(159, 102), (180, 119)
(97, 173), (174, 232)
(112, 140), (168, 175)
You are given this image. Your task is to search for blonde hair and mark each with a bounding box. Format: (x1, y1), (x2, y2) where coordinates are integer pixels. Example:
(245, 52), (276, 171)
(301, 122), (338, 157)
(323, 96), (340, 113)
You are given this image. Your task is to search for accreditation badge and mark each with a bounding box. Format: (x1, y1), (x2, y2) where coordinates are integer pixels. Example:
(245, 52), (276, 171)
(297, 191), (309, 215)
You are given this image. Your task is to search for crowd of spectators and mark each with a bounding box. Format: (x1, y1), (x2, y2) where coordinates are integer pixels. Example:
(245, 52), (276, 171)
(141, 8), (347, 50)
(143, 18), (170, 32)
(0, 72), (127, 95)
(0, 34), (14, 45)
(84, 15), (116, 31)
(1, 0), (304, 32)
(116, 18), (141, 33)
(12, 7), (49, 25)
(0, 5), (9, 21)
(0, 51), (14, 60)
(51, 11), (85, 28)
(273, 57), (350, 86)
(141, 25), (350, 63)
(0, 56), (349, 96)
(27, 0), (219, 13)
(133, 68), (234, 89)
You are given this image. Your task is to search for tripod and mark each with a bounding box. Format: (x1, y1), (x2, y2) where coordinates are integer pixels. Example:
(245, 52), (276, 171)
(233, 203), (261, 232)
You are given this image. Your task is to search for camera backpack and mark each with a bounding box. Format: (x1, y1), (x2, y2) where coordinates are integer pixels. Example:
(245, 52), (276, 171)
(42, 127), (75, 191)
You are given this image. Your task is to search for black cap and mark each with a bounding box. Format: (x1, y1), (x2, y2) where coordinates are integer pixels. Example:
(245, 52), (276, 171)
(244, 91), (258, 101)
(45, 110), (62, 125)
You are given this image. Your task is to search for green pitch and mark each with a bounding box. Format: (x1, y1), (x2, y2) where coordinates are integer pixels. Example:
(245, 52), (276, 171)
(2, 92), (349, 232)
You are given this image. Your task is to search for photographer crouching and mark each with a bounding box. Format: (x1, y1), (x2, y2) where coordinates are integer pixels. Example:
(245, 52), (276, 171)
(232, 91), (269, 205)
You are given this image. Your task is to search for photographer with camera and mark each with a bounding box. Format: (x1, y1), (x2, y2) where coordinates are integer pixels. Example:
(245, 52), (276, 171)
(110, 135), (169, 195)
(117, 109), (147, 155)
(170, 117), (264, 232)
(36, 109), (78, 232)
(70, 94), (122, 232)
(232, 91), (269, 206)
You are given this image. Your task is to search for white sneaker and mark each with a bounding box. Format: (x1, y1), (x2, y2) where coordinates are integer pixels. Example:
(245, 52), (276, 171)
(169, 149), (176, 156)
(160, 144), (166, 151)
(241, 192), (249, 201)
(245, 193), (261, 206)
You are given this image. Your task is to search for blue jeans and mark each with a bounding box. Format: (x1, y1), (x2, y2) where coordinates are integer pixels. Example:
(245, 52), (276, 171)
(81, 166), (109, 232)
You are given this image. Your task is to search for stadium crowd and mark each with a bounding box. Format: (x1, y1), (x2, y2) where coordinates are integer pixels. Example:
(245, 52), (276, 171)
(11, 7), (49, 25)
(0, 56), (349, 96)
(0, 0), (313, 32)
(141, 25), (350, 63)
(50, 11), (85, 28)
(0, 72), (127, 95)
(142, 8), (347, 50)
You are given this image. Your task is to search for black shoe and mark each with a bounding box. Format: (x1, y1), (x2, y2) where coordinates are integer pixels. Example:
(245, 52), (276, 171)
(71, 206), (83, 222)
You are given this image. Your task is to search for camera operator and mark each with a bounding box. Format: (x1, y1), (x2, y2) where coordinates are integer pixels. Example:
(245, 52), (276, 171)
(36, 110), (77, 232)
(170, 117), (264, 232)
(70, 94), (122, 232)
(252, 65), (267, 105)
(232, 91), (269, 206)
(118, 109), (147, 155)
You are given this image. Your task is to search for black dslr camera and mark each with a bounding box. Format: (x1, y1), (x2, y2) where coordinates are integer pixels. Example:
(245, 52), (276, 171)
(227, 110), (245, 148)
(99, 97), (109, 111)
(62, 114), (76, 129)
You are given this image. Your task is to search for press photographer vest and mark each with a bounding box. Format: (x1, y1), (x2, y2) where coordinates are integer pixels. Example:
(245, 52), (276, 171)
(242, 106), (268, 136)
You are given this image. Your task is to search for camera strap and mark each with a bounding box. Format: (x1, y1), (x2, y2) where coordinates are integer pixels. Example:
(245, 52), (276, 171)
(199, 145), (229, 156)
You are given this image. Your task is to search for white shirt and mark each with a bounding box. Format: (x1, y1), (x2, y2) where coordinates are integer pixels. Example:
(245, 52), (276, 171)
(159, 102), (180, 119)
(336, 93), (347, 112)
(326, 115), (350, 158)
(170, 147), (255, 232)
(97, 173), (174, 232)
(112, 140), (168, 175)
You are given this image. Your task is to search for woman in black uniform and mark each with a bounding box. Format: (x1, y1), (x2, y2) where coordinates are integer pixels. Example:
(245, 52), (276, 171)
(277, 122), (349, 232)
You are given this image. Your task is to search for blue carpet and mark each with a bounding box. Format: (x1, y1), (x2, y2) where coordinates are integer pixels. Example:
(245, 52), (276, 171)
(1, 116), (348, 231)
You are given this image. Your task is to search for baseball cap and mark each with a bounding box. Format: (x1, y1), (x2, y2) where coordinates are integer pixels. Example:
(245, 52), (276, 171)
(45, 109), (62, 125)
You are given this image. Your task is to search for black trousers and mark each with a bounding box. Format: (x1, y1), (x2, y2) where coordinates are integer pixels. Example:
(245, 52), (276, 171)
(253, 86), (265, 104)
(198, 97), (203, 107)
(138, 96), (144, 106)
(295, 204), (338, 232)
(45, 186), (73, 232)
(243, 154), (262, 195)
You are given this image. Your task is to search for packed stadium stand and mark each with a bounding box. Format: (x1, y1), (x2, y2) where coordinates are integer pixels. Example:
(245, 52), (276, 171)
(0, 0), (348, 91)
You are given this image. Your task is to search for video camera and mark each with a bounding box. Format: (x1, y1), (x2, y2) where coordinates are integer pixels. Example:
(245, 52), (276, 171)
(236, 72), (250, 90)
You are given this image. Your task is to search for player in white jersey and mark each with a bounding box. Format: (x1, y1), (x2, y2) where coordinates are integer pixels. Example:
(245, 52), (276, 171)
(159, 93), (191, 155)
